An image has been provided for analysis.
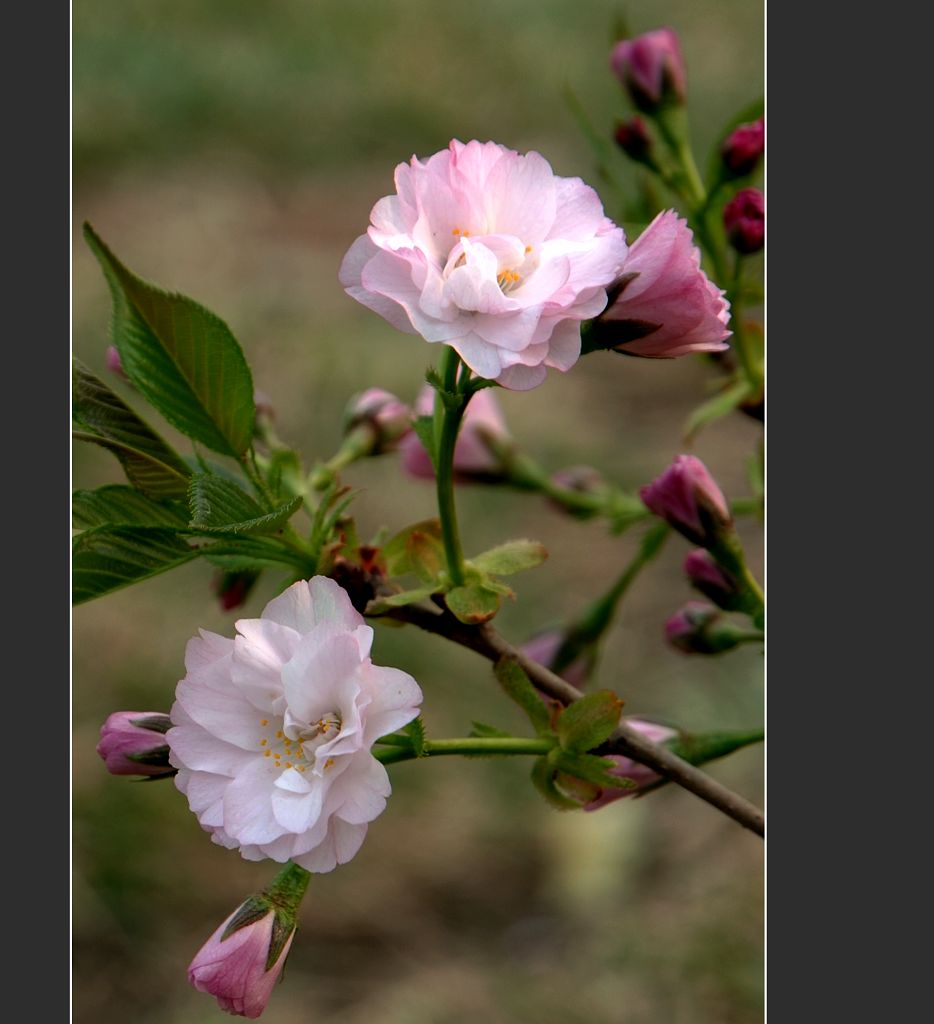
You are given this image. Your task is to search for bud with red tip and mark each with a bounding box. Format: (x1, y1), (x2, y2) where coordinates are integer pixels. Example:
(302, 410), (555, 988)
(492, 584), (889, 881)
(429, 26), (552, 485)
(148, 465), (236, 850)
(343, 387), (412, 455)
(213, 570), (260, 612)
(721, 117), (764, 177)
(97, 711), (175, 777)
(614, 116), (654, 164)
(724, 188), (765, 255)
(639, 454), (732, 547)
(684, 549), (742, 610)
(665, 601), (759, 654)
(610, 28), (687, 113)
(188, 862), (309, 1019)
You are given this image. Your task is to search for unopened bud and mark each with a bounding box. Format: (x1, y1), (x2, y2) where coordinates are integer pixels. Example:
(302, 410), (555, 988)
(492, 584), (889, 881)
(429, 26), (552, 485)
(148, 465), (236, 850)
(213, 570), (260, 612)
(721, 117), (764, 177)
(343, 388), (412, 455)
(684, 549), (742, 610)
(640, 454), (732, 547)
(97, 711), (175, 777)
(583, 718), (678, 810)
(665, 602), (752, 654)
(723, 188), (765, 255)
(614, 116), (654, 163)
(610, 28), (687, 113)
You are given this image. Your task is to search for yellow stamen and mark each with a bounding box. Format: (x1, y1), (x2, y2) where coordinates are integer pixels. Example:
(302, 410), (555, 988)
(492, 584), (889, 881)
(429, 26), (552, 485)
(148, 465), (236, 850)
(259, 719), (268, 727)
(324, 757), (335, 770)
(276, 730), (283, 739)
(525, 245), (532, 253)
(260, 738), (267, 746)
(264, 750), (272, 757)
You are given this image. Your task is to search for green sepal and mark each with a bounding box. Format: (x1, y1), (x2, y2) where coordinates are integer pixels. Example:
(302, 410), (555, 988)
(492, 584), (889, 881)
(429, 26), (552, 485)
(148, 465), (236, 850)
(556, 690), (624, 753)
(126, 744), (171, 767)
(469, 539), (548, 576)
(73, 360), (192, 498)
(365, 585), (439, 615)
(445, 582), (501, 624)
(73, 526), (198, 605)
(84, 223), (255, 457)
(550, 748), (637, 791)
(667, 728), (764, 767)
(494, 656), (553, 738)
(128, 714), (172, 734)
(683, 378), (755, 443)
(220, 897), (272, 944)
(188, 473), (303, 536)
(531, 755), (581, 811)
(72, 485), (189, 530)
(266, 911), (296, 972)
(468, 721), (512, 739)
(403, 717), (427, 757)
(412, 415), (437, 471)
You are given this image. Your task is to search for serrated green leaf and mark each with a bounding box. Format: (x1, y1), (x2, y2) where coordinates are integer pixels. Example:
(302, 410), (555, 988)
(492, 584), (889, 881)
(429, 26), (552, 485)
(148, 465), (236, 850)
(470, 539), (548, 576)
(683, 378), (754, 443)
(551, 750), (637, 790)
(84, 223), (255, 456)
(494, 656), (553, 738)
(556, 690), (624, 753)
(364, 585), (438, 615)
(383, 519), (443, 578)
(72, 360), (192, 498)
(188, 473), (302, 536)
(403, 717), (427, 757)
(469, 721), (512, 739)
(197, 536), (311, 572)
(72, 526), (198, 605)
(72, 485), (188, 530)
(412, 415), (437, 471)
(446, 583), (501, 624)
(530, 755), (581, 811)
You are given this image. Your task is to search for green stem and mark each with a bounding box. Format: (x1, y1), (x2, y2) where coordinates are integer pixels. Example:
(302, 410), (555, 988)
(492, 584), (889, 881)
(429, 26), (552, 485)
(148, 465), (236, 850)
(434, 347), (469, 586)
(727, 254), (762, 391)
(375, 736), (554, 766)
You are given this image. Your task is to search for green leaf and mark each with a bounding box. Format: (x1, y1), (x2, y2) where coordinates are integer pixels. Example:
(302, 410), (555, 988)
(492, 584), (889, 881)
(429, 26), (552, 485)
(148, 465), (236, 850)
(556, 690), (624, 753)
(72, 485), (188, 530)
(530, 755), (581, 811)
(411, 415), (437, 472)
(380, 519), (445, 584)
(403, 717), (427, 757)
(494, 656), (553, 738)
(72, 360), (192, 498)
(551, 749), (637, 790)
(188, 472), (303, 536)
(683, 378), (755, 443)
(470, 539), (548, 576)
(84, 223), (255, 456)
(267, 449), (304, 502)
(446, 583), (501, 624)
(364, 585), (438, 615)
(72, 526), (198, 605)
(469, 721), (512, 739)
(198, 536), (311, 572)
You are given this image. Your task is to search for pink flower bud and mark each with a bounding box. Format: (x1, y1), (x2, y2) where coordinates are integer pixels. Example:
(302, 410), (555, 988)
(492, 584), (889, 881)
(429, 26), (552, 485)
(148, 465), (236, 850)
(96, 711), (174, 777)
(594, 211), (731, 358)
(723, 188), (765, 255)
(213, 570), (259, 612)
(343, 387), (413, 454)
(664, 602), (752, 655)
(583, 718), (678, 810)
(639, 455), (732, 546)
(400, 385), (511, 482)
(614, 116), (653, 163)
(721, 117), (764, 177)
(105, 345), (129, 382)
(521, 629), (595, 691)
(188, 902), (294, 1019)
(684, 549), (741, 609)
(610, 28), (687, 112)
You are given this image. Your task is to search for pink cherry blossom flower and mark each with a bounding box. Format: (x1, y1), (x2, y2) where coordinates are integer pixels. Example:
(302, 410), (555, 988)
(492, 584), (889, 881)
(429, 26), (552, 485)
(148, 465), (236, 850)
(188, 904), (292, 1019)
(596, 210), (731, 358)
(400, 384), (511, 482)
(584, 718), (678, 810)
(340, 139), (628, 390)
(168, 577), (423, 873)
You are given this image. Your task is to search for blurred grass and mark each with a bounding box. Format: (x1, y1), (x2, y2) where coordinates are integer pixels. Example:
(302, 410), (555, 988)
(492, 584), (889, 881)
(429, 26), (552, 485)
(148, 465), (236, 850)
(73, 2), (763, 1022)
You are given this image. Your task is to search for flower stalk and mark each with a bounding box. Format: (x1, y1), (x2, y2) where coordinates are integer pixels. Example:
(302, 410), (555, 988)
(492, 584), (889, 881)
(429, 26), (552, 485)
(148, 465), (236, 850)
(434, 346), (470, 586)
(374, 735), (555, 766)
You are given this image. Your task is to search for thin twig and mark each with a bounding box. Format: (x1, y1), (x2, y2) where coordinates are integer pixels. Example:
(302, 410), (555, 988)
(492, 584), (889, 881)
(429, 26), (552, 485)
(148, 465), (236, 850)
(379, 602), (764, 837)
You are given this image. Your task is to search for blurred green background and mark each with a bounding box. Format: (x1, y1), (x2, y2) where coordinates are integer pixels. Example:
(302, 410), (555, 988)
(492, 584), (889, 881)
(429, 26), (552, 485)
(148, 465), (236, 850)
(73, 2), (764, 1021)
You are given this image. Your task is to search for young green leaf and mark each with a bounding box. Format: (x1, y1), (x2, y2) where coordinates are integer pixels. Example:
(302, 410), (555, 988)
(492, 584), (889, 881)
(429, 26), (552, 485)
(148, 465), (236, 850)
(84, 223), (255, 457)
(470, 539), (548, 576)
(72, 485), (189, 530)
(445, 583), (501, 624)
(556, 690), (624, 753)
(188, 473), (302, 536)
(72, 360), (192, 498)
(551, 750), (638, 790)
(382, 519), (443, 578)
(494, 656), (553, 738)
(72, 526), (198, 605)
(530, 755), (581, 811)
(364, 585), (439, 615)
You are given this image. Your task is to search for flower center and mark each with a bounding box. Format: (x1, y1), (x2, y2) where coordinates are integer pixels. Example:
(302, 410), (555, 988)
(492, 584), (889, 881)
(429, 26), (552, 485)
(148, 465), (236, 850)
(258, 713), (341, 773)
